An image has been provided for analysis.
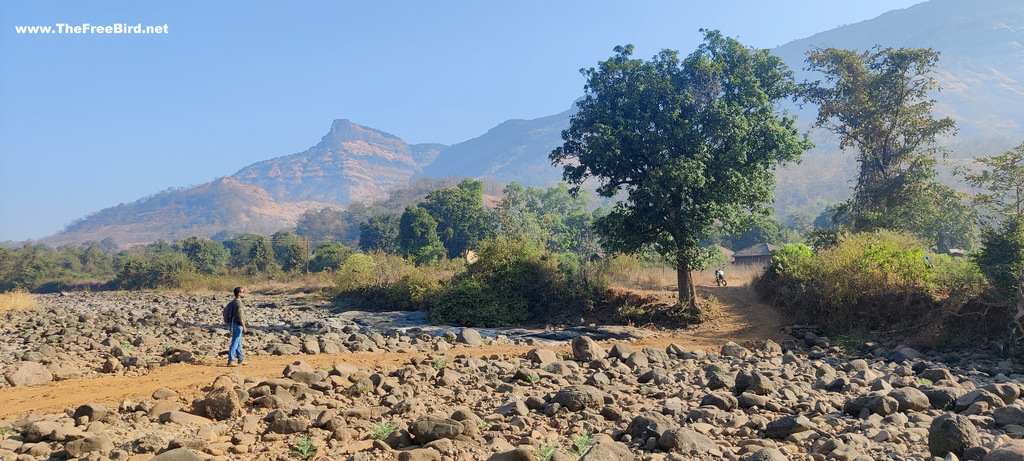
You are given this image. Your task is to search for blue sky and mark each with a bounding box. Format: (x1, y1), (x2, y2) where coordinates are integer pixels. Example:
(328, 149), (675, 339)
(0, 1), (925, 242)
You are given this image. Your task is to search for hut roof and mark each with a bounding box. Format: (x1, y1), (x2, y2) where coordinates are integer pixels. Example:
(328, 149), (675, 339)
(733, 243), (780, 258)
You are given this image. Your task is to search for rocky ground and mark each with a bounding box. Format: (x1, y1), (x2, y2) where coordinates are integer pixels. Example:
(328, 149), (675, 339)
(1, 291), (1024, 460)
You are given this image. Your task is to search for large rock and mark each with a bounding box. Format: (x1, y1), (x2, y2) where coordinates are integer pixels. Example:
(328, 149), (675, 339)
(985, 441), (1024, 461)
(720, 341), (749, 358)
(64, 435), (115, 457)
(486, 447), (536, 461)
(267, 417), (309, 434)
(5, 361), (53, 387)
(456, 328), (484, 346)
(410, 415), (464, 443)
(149, 447), (204, 461)
(744, 448), (789, 461)
(956, 389), (1006, 412)
(192, 385), (244, 421)
(625, 411), (677, 440)
(527, 348), (559, 365)
(571, 336), (607, 361)
(24, 420), (63, 443)
(765, 415), (815, 440)
(890, 387), (931, 412)
(844, 395), (898, 416)
(657, 427), (717, 452)
(735, 370), (776, 395)
(994, 405), (1024, 427)
(551, 385), (606, 411)
(929, 413), (982, 457)
(923, 386), (964, 410)
(73, 403), (108, 422)
(580, 441), (635, 460)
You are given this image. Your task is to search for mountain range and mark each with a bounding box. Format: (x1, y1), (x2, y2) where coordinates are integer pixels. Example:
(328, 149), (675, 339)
(42, 0), (1024, 247)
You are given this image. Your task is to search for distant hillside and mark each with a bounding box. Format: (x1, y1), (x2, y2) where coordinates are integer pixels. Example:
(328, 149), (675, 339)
(45, 177), (334, 247)
(420, 107), (574, 185)
(774, 0), (1024, 141)
(232, 119), (443, 204)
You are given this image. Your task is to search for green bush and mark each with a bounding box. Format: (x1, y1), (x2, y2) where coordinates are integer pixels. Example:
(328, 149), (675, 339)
(430, 279), (528, 326)
(427, 237), (596, 327)
(758, 230), (985, 336)
(334, 253), (377, 292)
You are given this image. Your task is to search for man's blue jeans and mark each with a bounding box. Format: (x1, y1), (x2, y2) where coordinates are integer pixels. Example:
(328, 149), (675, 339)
(229, 323), (244, 363)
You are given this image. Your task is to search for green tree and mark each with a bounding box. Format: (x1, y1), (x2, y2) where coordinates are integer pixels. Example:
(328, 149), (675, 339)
(80, 243), (114, 276)
(551, 31), (811, 310)
(420, 178), (494, 258)
(497, 182), (597, 255)
(359, 214), (400, 253)
(801, 46), (957, 233)
(175, 236), (228, 274)
(227, 234), (278, 274)
(959, 141), (1024, 339)
(956, 140), (1024, 226)
(310, 242), (354, 272)
(398, 205), (446, 265)
(271, 230), (307, 273)
(295, 207), (354, 245)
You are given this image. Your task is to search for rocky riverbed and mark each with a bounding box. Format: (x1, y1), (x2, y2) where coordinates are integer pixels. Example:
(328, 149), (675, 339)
(2, 291), (1024, 460)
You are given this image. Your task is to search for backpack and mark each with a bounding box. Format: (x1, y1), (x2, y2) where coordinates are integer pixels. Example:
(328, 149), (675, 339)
(223, 302), (234, 325)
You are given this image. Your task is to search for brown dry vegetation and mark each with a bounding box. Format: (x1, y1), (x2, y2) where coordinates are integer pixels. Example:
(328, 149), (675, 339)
(0, 288), (37, 313)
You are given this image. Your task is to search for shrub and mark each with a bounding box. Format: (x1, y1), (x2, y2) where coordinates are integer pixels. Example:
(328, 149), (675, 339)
(758, 230), (984, 336)
(0, 289), (37, 313)
(428, 237), (596, 327)
(334, 253), (377, 292)
(430, 278), (529, 326)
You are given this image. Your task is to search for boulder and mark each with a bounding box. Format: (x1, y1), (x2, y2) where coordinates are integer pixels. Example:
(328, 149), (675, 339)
(5, 361), (53, 387)
(410, 415), (464, 443)
(929, 413), (982, 457)
(192, 385), (243, 421)
(551, 385), (606, 411)
(456, 328), (484, 346)
(571, 336), (607, 361)
(625, 411), (677, 440)
(657, 427), (717, 452)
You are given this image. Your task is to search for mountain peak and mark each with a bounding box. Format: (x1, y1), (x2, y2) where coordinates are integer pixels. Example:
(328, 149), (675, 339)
(325, 119), (402, 144)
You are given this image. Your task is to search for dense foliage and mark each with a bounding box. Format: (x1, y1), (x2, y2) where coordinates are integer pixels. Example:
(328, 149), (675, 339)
(758, 231), (984, 338)
(428, 238), (599, 327)
(801, 46), (975, 251)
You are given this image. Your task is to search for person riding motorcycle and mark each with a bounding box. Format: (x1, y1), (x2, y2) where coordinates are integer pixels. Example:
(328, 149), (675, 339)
(715, 268), (727, 287)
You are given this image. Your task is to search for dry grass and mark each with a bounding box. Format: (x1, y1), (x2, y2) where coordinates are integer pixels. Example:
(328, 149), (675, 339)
(0, 289), (38, 313)
(605, 256), (767, 291)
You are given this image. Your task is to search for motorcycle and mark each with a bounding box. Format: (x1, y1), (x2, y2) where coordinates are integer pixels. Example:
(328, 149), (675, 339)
(715, 268), (727, 287)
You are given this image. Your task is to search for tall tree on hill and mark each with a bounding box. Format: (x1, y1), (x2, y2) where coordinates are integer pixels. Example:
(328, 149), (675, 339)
(551, 30), (811, 311)
(801, 46), (959, 235)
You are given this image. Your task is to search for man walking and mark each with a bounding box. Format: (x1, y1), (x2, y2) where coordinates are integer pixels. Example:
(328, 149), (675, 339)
(227, 287), (248, 366)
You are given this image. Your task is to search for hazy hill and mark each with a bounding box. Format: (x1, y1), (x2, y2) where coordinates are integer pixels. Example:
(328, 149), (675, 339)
(419, 107), (574, 185)
(774, 0), (1024, 140)
(42, 0), (1024, 245)
(45, 177), (334, 247)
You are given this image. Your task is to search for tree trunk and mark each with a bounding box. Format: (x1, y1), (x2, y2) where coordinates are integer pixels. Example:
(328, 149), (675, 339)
(676, 255), (698, 312)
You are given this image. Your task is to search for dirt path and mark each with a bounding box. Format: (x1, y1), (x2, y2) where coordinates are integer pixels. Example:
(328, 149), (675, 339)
(0, 282), (787, 419)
